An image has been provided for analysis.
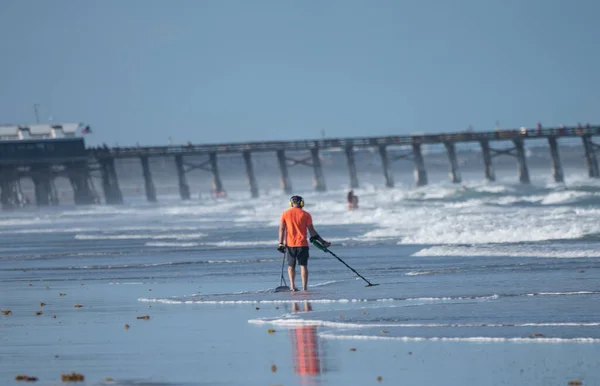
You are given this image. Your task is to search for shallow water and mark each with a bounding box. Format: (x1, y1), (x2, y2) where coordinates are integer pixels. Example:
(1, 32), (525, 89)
(1, 171), (600, 385)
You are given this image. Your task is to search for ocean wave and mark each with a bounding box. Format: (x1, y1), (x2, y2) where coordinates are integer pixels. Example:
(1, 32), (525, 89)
(145, 242), (200, 247)
(75, 233), (207, 241)
(318, 333), (600, 343)
(0, 258), (277, 272)
(138, 290), (600, 305)
(249, 317), (368, 329)
(138, 297), (396, 305)
(249, 318), (600, 329)
(3, 225), (209, 234)
(397, 216), (596, 245)
(5, 179), (600, 250)
(413, 245), (600, 258)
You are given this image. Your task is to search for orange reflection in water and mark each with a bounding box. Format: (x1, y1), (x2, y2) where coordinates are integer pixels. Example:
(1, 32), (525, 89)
(290, 302), (321, 382)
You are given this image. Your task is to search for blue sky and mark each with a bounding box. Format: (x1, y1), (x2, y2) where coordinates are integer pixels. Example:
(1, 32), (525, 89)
(1, 0), (598, 146)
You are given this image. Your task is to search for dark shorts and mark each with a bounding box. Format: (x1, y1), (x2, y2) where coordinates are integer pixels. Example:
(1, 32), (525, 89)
(286, 246), (309, 267)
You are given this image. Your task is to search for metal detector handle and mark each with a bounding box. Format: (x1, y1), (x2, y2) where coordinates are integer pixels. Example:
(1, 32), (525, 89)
(311, 239), (327, 252)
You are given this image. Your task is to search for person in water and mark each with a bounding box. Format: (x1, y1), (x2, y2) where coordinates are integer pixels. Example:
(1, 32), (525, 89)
(278, 195), (330, 291)
(347, 190), (359, 210)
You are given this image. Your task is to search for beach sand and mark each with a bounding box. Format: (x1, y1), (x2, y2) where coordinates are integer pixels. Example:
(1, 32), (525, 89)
(2, 278), (597, 386)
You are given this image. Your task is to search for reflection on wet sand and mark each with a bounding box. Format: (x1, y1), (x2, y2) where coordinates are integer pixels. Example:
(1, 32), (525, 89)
(291, 302), (321, 384)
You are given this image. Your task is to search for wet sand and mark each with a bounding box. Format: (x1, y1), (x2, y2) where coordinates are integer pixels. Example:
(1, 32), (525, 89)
(1, 278), (597, 386)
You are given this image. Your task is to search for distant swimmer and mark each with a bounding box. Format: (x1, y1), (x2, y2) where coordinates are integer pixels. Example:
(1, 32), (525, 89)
(347, 190), (359, 210)
(210, 189), (227, 199)
(278, 195), (331, 292)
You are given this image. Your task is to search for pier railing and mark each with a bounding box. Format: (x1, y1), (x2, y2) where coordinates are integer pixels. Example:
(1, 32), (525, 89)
(87, 125), (600, 158)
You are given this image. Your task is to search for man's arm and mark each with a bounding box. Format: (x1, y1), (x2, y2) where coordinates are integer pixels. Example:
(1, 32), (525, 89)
(279, 220), (286, 244)
(308, 224), (331, 247)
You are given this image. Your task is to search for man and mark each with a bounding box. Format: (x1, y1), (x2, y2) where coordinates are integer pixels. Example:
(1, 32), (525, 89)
(278, 195), (330, 291)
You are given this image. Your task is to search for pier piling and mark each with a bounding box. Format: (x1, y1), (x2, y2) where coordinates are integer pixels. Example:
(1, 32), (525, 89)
(479, 140), (496, 181)
(99, 158), (123, 204)
(66, 161), (97, 204)
(412, 142), (428, 186)
(344, 145), (359, 189)
(310, 148), (326, 192)
(378, 145), (394, 188)
(140, 156), (157, 202)
(582, 135), (600, 178)
(209, 152), (225, 194)
(512, 138), (530, 184)
(0, 167), (27, 209)
(174, 155), (191, 200)
(243, 151), (259, 198)
(444, 142), (462, 183)
(547, 137), (564, 183)
(31, 164), (58, 206)
(276, 150), (292, 194)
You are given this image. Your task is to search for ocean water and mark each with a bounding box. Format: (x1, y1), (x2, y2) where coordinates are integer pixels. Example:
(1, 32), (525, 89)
(1, 167), (600, 385)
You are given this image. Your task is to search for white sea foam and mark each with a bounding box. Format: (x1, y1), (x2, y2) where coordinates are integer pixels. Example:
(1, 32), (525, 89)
(249, 318), (367, 329)
(413, 245), (600, 258)
(318, 333), (600, 343)
(7, 228), (92, 234)
(224, 182), (600, 246)
(541, 191), (596, 205)
(138, 297), (398, 305)
(145, 242), (200, 247)
(249, 318), (600, 329)
(75, 233), (207, 241)
(531, 291), (596, 296)
(7, 178), (600, 248)
(137, 293), (503, 305)
(405, 271), (432, 276)
(201, 240), (274, 247)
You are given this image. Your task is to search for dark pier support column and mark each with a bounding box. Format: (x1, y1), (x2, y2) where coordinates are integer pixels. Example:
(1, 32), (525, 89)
(242, 151), (259, 198)
(582, 135), (599, 178)
(344, 145), (359, 189)
(209, 152), (225, 194)
(99, 158), (123, 204)
(276, 150), (292, 194)
(140, 156), (157, 202)
(547, 137), (564, 183)
(0, 166), (27, 209)
(174, 155), (190, 200)
(479, 140), (496, 181)
(512, 138), (530, 184)
(0, 180), (24, 209)
(66, 161), (97, 204)
(378, 145), (394, 188)
(31, 164), (58, 206)
(444, 142), (462, 184)
(412, 142), (428, 187)
(310, 148), (326, 192)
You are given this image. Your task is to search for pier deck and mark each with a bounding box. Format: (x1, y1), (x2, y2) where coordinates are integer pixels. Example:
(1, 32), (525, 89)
(1, 123), (599, 207)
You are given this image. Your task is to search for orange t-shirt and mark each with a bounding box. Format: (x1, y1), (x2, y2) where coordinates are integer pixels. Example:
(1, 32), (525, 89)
(281, 208), (313, 247)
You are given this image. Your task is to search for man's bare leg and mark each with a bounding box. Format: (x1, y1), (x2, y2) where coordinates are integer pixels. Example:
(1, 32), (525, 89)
(300, 265), (308, 291)
(288, 266), (297, 291)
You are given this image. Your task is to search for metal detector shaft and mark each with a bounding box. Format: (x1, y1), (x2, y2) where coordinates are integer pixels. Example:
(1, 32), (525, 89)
(279, 252), (288, 287)
(322, 247), (377, 287)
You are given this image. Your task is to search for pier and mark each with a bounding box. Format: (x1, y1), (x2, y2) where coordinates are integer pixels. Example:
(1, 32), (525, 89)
(0, 123), (599, 207)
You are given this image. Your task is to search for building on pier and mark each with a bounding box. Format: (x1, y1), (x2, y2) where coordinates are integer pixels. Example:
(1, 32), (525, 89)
(0, 123), (98, 209)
